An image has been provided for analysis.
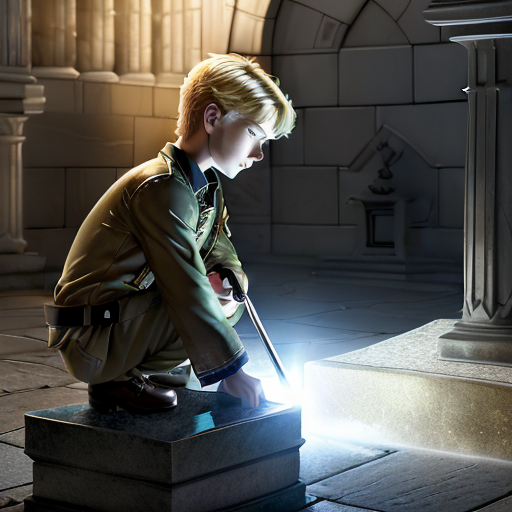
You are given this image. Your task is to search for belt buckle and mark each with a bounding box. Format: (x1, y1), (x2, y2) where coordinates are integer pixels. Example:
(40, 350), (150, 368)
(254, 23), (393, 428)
(88, 302), (120, 325)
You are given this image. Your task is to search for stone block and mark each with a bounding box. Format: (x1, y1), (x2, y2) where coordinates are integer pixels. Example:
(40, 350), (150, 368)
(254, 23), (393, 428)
(374, 0), (409, 20)
(376, 102), (468, 168)
(111, 84), (153, 117)
(308, 450), (512, 512)
(65, 168), (117, 228)
(229, 10), (274, 55)
(83, 82), (111, 115)
(0, 444), (33, 490)
(273, 1), (323, 54)
(272, 167), (338, 225)
(303, 503), (374, 511)
(414, 43), (468, 103)
(397, 0), (440, 44)
(339, 46), (412, 106)
(304, 107), (375, 167)
(344, 1), (409, 48)
(154, 86), (180, 119)
(134, 117), (177, 166)
(293, 0), (366, 25)
(24, 389), (304, 512)
(272, 225), (357, 257)
(219, 160), (271, 217)
(228, 222), (271, 256)
(0, 254), (45, 276)
(0, 484), (32, 505)
(274, 54), (338, 107)
(23, 168), (65, 229)
(24, 228), (78, 270)
(477, 496), (512, 512)
(271, 108), (304, 166)
(34, 79), (75, 113)
(23, 113), (135, 169)
(439, 168), (465, 229)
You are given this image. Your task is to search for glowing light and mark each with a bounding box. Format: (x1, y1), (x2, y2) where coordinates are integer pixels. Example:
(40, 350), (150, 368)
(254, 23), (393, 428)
(261, 367), (304, 407)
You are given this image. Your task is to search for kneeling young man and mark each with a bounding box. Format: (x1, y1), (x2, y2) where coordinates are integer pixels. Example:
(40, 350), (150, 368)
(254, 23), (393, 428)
(45, 54), (296, 413)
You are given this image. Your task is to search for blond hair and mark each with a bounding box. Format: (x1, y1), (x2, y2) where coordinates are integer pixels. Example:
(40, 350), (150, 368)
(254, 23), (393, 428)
(176, 53), (296, 140)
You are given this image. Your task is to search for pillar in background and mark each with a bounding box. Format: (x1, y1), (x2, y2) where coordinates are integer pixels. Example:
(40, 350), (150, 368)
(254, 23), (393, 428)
(76, 0), (118, 82)
(425, 0), (512, 365)
(152, 0), (183, 86)
(31, 0), (80, 79)
(0, 0), (44, 256)
(114, 0), (155, 85)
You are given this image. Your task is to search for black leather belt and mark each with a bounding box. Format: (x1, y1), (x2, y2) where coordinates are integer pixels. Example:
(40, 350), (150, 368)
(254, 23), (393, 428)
(44, 301), (120, 327)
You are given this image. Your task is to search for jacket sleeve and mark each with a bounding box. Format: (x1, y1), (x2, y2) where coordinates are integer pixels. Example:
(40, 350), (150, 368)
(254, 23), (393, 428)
(127, 175), (248, 386)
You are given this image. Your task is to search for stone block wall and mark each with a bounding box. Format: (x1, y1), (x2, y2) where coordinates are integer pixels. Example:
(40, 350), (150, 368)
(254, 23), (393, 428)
(269, 0), (468, 261)
(22, 80), (179, 271)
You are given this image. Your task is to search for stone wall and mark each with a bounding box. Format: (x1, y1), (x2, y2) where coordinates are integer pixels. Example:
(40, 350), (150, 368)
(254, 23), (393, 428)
(268, 0), (468, 261)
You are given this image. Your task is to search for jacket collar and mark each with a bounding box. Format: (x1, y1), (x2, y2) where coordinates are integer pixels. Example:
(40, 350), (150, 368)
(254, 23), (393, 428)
(161, 142), (208, 194)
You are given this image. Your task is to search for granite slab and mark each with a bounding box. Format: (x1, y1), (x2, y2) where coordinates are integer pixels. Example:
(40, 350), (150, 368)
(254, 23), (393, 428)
(25, 389), (302, 485)
(307, 450), (512, 512)
(31, 450), (299, 512)
(0, 444), (33, 490)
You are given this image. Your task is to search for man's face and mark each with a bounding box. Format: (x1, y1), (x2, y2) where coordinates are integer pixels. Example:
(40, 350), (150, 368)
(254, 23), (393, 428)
(208, 110), (275, 179)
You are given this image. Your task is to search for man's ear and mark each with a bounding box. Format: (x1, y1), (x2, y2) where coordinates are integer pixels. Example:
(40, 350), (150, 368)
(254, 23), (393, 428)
(204, 103), (222, 135)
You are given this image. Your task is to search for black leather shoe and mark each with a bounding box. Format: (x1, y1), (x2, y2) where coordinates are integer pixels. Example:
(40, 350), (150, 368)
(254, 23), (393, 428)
(88, 375), (178, 414)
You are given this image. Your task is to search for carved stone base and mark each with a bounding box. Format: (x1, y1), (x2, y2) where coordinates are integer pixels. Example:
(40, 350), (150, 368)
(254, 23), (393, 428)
(439, 322), (512, 366)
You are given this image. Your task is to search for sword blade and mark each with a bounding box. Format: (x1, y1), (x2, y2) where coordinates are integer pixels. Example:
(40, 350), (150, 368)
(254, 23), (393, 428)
(244, 295), (290, 388)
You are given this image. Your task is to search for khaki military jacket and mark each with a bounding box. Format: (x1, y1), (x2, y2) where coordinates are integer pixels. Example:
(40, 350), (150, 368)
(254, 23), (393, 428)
(52, 143), (247, 385)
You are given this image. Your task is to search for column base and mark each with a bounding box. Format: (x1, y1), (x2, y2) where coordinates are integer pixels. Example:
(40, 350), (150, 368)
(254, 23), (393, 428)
(78, 71), (119, 83)
(439, 321), (512, 366)
(32, 67), (80, 80)
(155, 72), (186, 87)
(118, 72), (156, 86)
(0, 253), (46, 290)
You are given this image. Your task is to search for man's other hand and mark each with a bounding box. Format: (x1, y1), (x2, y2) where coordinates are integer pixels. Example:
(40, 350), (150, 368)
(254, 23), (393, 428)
(217, 368), (265, 407)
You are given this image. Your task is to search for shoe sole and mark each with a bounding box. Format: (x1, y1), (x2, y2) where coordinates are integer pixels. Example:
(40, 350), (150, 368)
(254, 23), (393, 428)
(88, 392), (178, 415)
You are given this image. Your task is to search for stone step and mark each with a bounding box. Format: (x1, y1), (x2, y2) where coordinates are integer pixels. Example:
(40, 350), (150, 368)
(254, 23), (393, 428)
(304, 319), (512, 462)
(24, 388), (306, 512)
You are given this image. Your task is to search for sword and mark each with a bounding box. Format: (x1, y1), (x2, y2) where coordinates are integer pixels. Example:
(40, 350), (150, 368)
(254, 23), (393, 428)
(215, 266), (291, 389)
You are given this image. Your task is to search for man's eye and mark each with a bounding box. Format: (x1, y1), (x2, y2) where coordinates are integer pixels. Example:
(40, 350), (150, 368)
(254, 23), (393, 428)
(248, 128), (256, 137)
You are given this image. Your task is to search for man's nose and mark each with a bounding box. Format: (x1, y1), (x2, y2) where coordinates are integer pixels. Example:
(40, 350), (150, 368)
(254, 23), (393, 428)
(251, 147), (264, 161)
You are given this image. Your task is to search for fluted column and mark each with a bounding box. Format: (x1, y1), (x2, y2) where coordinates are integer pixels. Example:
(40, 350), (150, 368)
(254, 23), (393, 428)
(114, 0), (155, 85)
(152, 0), (184, 86)
(31, 0), (80, 79)
(425, 1), (512, 365)
(0, 116), (28, 253)
(0, 0), (45, 257)
(76, 0), (118, 82)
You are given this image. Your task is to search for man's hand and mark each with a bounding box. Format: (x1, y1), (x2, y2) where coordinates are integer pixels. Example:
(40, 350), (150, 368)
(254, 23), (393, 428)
(217, 368), (265, 407)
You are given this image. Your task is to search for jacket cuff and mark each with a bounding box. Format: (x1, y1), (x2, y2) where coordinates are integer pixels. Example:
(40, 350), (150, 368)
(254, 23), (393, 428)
(198, 349), (249, 387)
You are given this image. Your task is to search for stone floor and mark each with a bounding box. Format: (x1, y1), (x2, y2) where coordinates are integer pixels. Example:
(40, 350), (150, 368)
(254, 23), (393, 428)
(2, 259), (512, 511)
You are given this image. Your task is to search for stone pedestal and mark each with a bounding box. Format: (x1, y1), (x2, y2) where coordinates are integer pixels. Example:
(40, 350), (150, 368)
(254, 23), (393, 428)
(24, 388), (306, 512)
(424, 1), (512, 365)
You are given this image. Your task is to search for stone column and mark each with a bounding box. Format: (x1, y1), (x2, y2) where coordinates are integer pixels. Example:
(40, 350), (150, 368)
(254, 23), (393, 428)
(152, 0), (184, 86)
(0, 115), (28, 253)
(0, 0), (44, 256)
(114, 0), (155, 85)
(31, 0), (80, 79)
(76, 0), (119, 82)
(425, 1), (512, 365)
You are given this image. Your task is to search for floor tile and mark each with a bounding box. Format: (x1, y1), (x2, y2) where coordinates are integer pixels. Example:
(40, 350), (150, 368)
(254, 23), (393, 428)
(0, 387), (88, 433)
(307, 450), (512, 512)
(2, 327), (48, 342)
(0, 334), (64, 369)
(0, 444), (33, 491)
(0, 428), (25, 448)
(0, 360), (76, 393)
(0, 485), (32, 505)
(300, 434), (392, 485)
